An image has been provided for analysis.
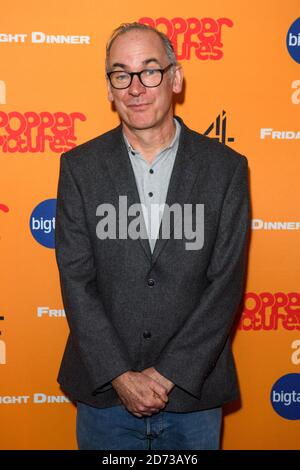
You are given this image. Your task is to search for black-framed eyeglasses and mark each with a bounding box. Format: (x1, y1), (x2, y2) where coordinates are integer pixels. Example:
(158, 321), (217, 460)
(107, 63), (174, 89)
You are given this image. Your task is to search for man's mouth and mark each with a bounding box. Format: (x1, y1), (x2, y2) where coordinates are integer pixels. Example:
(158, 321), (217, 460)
(128, 103), (150, 109)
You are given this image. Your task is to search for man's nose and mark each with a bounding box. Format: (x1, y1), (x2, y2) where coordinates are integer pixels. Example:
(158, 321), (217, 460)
(128, 74), (146, 96)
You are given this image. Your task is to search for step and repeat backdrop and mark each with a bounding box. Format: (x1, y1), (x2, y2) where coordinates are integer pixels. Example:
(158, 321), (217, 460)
(0, 0), (299, 450)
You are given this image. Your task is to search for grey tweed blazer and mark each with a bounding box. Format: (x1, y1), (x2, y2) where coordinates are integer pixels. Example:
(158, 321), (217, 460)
(55, 115), (250, 412)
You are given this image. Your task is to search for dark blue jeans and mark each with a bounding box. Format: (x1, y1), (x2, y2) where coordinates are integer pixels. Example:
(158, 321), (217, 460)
(76, 402), (222, 450)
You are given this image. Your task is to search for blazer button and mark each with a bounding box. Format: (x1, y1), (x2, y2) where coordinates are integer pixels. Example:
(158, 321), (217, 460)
(147, 278), (155, 287)
(143, 331), (152, 339)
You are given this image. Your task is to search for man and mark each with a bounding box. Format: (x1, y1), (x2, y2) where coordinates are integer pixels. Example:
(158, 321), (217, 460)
(55, 22), (250, 450)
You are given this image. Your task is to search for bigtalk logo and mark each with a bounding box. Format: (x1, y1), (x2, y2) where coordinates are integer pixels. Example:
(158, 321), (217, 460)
(271, 373), (300, 420)
(30, 199), (56, 248)
(287, 17), (300, 64)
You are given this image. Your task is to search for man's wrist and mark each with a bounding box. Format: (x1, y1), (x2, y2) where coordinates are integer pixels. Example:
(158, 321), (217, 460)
(111, 370), (134, 387)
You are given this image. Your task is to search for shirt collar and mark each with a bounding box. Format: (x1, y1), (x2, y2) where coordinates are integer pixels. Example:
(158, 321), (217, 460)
(122, 118), (181, 158)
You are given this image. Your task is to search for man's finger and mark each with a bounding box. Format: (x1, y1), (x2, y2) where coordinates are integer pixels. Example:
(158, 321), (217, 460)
(153, 389), (168, 402)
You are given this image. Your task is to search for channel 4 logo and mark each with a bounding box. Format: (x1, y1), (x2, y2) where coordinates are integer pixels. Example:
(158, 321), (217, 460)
(287, 17), (300, 64)
(204, 110), (234, 145)
(30, 199), (56, 249)
(271, 373), (300, 420)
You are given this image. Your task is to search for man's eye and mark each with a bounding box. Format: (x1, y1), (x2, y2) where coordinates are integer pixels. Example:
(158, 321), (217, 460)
(144, 69), (157, 76)
(115, 73), (129, 81)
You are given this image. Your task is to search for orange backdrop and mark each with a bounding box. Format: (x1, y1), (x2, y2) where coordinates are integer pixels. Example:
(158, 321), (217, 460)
(0, 0), (299, 450)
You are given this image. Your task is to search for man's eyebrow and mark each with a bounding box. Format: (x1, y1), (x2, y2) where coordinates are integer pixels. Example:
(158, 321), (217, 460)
(110, 58), (162, 70)
(111, 62), (127, 69)
(143, 58), (162, 66)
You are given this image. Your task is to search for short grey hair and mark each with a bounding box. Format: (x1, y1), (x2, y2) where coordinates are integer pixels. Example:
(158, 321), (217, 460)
(105, 22), (178, 72)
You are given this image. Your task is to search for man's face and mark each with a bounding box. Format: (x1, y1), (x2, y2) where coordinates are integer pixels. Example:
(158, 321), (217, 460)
(106, 30), (183, 131)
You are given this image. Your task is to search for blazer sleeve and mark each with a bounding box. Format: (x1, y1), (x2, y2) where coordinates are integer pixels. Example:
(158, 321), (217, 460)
(154, 156), (250, 399)
(55, 154), (133, 394)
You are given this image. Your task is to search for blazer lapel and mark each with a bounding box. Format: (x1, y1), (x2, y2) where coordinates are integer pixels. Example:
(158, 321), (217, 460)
(151, 117), (210, 266)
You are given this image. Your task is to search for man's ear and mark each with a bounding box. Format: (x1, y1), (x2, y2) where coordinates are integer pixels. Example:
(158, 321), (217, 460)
(172, 65), (183, 95)
(107, 79), (114, 103)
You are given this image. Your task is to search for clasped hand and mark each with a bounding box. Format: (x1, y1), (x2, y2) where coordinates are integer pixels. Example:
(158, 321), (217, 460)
(111, 367), (175, 417)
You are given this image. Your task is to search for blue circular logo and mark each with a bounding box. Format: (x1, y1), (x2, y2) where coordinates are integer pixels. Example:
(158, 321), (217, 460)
(286, 17), (300, 64)
(30, 199), (57, 249)
(271, 373), (300, 420)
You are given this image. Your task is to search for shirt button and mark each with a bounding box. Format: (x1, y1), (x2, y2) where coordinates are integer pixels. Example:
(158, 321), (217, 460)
(147, 278), (155, 287)
(148, 192), (153, 197)
(149, 169), (154, 174)
(143, 331), (152, 339)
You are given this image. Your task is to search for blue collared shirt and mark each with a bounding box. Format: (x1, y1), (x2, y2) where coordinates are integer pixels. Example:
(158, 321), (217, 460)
(123, 118), (181, 253)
